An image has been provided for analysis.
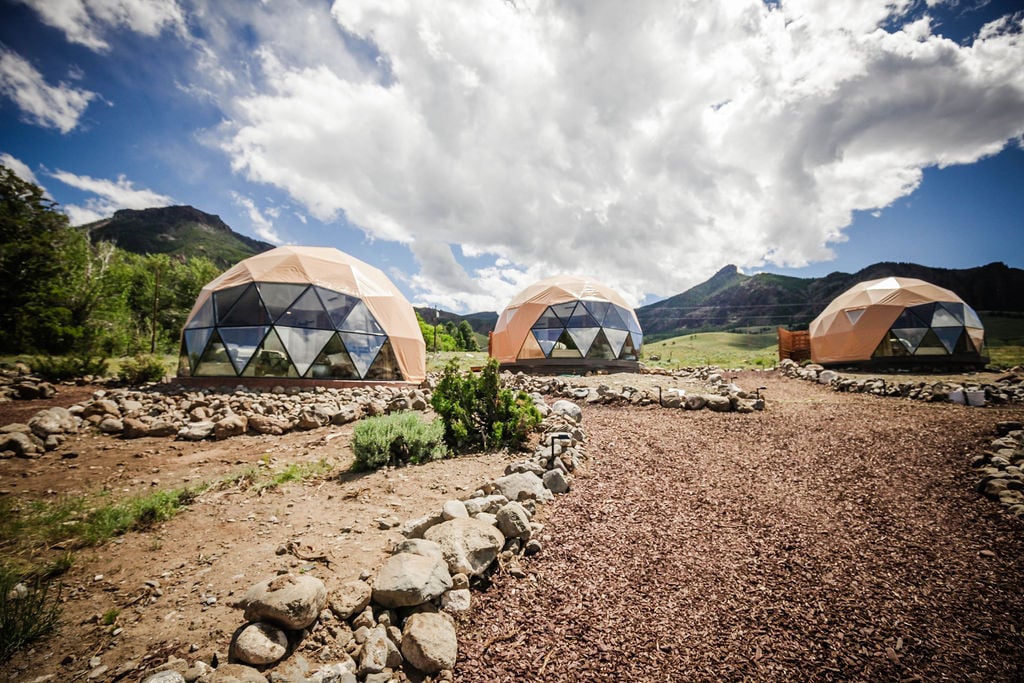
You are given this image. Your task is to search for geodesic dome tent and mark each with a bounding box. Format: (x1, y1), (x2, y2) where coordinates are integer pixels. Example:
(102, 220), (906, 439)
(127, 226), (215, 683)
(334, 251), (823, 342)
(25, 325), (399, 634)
(178, 246), (425, 383)
(489, 274), (643, 371)
(809, 276), (986, 366)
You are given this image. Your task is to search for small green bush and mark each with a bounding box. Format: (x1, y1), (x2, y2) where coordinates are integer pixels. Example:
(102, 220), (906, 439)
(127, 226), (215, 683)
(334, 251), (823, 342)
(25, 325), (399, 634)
(351, 412), (448, 470)
(0, 567), (62, 663)
(430, 358), (542, 453)
(29, 354), (109, 381)
(116, 354), (168, 384)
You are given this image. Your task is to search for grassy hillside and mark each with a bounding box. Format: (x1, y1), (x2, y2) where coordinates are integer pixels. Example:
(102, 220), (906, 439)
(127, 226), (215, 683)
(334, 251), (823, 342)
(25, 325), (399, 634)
(642, 332), (778, 370)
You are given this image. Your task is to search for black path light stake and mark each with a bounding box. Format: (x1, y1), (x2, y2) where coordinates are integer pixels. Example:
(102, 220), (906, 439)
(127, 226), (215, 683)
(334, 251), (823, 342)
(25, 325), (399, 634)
(551, 433), (571, 460)
(755, 386), (767, 400)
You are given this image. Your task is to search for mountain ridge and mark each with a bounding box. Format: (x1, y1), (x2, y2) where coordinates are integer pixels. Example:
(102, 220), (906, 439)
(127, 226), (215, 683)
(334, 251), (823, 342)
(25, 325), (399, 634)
(82, 205), (274, 268)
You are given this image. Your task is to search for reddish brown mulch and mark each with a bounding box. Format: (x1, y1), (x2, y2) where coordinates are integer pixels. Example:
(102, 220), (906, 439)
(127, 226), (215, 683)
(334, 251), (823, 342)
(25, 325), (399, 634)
(457, 373), (1024, 682)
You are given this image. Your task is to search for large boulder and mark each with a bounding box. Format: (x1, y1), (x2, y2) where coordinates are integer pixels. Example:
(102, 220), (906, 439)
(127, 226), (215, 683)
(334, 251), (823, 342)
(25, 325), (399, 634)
(229, 622), (288, 665)
(357, 625), (402, 677)
(493, 471), (553, 504)
(550, 400), (582, 423)
(207, 664), (269, 683)
(28, 407), (78, 439)
(372, 552), (452, 608)
(495, 502), (532, 541)
(424, 518), (505, 577)
(401, 612), (457, 674)
(240, 574), (327, 630)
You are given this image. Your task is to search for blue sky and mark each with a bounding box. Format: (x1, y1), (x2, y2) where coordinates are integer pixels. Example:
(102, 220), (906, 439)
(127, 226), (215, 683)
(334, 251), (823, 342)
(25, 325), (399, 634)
(1, 0), (1022, 313)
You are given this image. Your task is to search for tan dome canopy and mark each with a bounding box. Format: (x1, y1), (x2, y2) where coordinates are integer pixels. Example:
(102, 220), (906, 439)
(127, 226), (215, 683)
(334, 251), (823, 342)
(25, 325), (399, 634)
(178, 246), (425, 383)
(809, 276), (985, 365)
(490, 274), (643, 368)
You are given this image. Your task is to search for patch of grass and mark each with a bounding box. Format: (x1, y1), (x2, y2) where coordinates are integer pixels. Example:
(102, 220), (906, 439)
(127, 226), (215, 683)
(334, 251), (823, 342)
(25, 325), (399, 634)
(101, 608), (120, 626)
(425, 350), (489, 373)
(0, 565), (62, 663)
(215, 457), (336, 495)
(643, 331), (778, 369)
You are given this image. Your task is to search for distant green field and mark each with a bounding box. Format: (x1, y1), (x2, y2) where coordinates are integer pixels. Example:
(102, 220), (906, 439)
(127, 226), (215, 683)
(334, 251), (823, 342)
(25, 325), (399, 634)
(980, 315), (1024, 368)
(642, 332), (777, 370)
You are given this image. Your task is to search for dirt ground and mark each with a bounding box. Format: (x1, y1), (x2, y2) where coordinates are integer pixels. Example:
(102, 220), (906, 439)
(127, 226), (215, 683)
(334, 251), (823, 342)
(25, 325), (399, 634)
(2, 371), (1023, 682)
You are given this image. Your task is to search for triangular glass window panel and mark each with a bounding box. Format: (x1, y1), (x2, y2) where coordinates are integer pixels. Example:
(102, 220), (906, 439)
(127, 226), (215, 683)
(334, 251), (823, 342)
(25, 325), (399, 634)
(340, 332), (387, 378)
(618, 305), (642, 333)
(306, 333), (358, 379)
(891, 327), (927, 353)
(915, 328), (948, 355)
(582, 301), (613, 327)
(517, 331), (546, 360)
(277, 326), (335, 377)
(604, 328), (629, 357)
(550, 329), (582, 358)
(214, 284), (249, 323)
(183, 327), (214, 369)
(365, 339), (402, 380)
(586, 329), (616, 360)
(632, 331), (644, 351)
(933, 326), (962, 353)
(315, 286), (359, 330)
(532, 328), (564, 357)
(551, 301), (578, 324)
(340, 300), (385, 334)
(242, 328), (299, 378)
(186, 298), (215, 329)
(567, 305), (600, 328)
(937, 302), (965, 325)
(220, 284), (271, 327)
(892, 308), (928, 330)
(620, 332), (639, 360)
(602, 305), (628, 331)
(177, 339), (191, 377)
(532, 307), (565, 330)
(220, 326), (269, 373)
(278, 286), (333, 329)
(258, 283), (309, 322)
(568, 327), (601, 355)
(194, 331), (236, 376)
(964, 305), (983, 329)
(931, 305), (960, 328)
(955, 329), (977, 354)
(845, 308), (865, 326)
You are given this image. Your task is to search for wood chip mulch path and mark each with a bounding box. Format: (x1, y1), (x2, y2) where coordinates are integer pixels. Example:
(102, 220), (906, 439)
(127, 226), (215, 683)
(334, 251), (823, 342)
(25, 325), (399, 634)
(456, 373), (1024, 682)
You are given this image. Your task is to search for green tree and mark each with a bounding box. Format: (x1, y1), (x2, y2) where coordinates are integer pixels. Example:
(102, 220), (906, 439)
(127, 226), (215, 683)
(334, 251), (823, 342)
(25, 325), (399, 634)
(457, 320), (479, 351)
(416, 312), (458, 351)
(0, 166), (97, 353)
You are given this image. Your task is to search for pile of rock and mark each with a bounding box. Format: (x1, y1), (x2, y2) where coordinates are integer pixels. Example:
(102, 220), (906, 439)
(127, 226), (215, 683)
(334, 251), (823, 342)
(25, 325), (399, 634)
(0, 384), (431, 457)
(505, 371), (766, 413)
(778, 359), (1024, 405)
(0, 365), (58, 403)
(137, 401), (585, 683)
(972, 421), (1024, 517)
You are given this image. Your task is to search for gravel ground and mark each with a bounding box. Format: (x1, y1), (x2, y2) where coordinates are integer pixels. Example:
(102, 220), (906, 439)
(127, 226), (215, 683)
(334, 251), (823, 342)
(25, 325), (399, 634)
(456, 372), (1024, 682)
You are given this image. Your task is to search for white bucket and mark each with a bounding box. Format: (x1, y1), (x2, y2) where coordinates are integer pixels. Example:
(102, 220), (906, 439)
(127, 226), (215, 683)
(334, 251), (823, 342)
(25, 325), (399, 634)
(948, 389), (965, 405)
(965, 390), (986, 407)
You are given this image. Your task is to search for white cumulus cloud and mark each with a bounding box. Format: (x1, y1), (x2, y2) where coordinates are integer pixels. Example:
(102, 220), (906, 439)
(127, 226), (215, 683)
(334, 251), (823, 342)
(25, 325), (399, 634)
(15, 0), (188, 51)
(215, 0), (1024, 312)
(0, 47), (96, 133)
(230, 192), (285, 244)
(0, 152), (43, 188)
(49, 170), (174, 225)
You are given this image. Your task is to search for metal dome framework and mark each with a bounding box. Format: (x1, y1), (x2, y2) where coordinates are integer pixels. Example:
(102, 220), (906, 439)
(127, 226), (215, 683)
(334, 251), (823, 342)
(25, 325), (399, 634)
(809, 276), (986, 366)
(177, 247), (425, 383)
(490, 274), (643, 372)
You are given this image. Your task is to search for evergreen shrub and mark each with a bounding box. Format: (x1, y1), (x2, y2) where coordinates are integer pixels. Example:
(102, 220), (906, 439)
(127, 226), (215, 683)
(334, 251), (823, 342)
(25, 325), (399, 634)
(117, 354), (168, 384)
(430, 358), (542, 452)
(29, 355), (109, 381)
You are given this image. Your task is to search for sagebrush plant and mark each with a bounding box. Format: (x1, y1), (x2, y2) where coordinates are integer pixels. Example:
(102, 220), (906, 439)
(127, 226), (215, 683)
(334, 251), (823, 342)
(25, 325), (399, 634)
(351, 412), (448, 470)
(29, 354), (109, 381)
(430, 358), (542, 452)
(116, 353), (167, 384)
